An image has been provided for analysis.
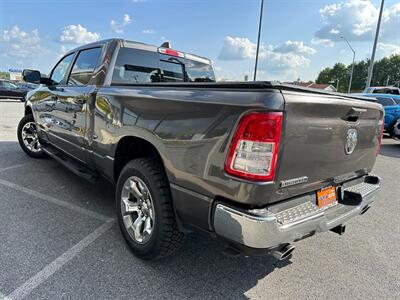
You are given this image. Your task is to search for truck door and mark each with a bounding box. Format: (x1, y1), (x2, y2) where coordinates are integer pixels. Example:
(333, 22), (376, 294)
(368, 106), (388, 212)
(49, 47), (102, 164)
(34, 53), (75, 145)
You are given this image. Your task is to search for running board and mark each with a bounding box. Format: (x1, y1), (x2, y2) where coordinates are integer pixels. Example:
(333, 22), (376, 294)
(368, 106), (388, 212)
(42, 146), (98, 183)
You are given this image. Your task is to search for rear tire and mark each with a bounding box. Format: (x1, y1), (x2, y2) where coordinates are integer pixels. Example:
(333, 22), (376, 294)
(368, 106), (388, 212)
(17, 114), (46, 159)
(116, 158), (184, 260)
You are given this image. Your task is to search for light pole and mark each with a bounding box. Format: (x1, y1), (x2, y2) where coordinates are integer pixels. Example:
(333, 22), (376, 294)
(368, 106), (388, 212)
(330, 79), (340, 92)
(341, 36), (356, 93)
(254, 0), (264, 81)
(366, 0), (385, 88)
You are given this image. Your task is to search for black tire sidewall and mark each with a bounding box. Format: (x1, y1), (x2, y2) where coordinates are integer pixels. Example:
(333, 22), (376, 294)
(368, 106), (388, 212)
(17, 114), (46, 159)
(116, 159), (167, 258)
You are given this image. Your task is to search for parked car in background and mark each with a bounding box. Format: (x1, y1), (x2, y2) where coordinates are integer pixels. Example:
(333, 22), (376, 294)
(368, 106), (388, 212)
(0, 80), (28, 102)
(360, 94), (400, 139)
(16, 82), (39, 92)
(363, 86), (400, 95)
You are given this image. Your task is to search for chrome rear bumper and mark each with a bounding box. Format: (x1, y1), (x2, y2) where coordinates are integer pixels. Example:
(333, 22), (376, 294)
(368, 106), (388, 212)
(213, 175), (380, 249)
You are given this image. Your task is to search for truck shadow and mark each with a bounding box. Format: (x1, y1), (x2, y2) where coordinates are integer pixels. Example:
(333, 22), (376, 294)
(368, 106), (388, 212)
(0, 140), (292, 299)
(143, 233), (292, 299)
(379, 139), (400, 159)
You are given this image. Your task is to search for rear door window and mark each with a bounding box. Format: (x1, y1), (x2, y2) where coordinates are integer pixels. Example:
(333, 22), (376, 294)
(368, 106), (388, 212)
(68, 47), (101, 86)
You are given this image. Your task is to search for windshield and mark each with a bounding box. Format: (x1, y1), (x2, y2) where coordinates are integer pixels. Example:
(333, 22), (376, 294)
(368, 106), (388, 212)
(373, 88), (400, 95)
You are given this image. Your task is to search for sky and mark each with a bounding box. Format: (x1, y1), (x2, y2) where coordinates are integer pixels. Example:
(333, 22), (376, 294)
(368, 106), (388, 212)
(0, 0), (399, 82)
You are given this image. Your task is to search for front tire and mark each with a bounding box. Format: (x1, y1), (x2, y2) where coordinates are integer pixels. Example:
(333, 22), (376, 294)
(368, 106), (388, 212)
(392, 119), (400, 140)
(17, 114), (46, 158)
(116, 158), (184, 260)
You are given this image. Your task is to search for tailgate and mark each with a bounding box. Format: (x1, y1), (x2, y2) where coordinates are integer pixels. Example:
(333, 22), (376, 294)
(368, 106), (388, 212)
(273, 90), (383, 203)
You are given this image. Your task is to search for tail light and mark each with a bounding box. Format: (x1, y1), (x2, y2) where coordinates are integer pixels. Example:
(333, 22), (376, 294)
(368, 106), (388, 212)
(225, 112), (283, 181)
(376, 120), (384, 155)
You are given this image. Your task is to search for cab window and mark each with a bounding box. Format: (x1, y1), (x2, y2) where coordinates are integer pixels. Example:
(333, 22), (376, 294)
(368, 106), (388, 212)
(112, 48), (160, 84)
(159, 60), (185, 82)
(50, 53), (74, 85)
(68, 48), (101, 86)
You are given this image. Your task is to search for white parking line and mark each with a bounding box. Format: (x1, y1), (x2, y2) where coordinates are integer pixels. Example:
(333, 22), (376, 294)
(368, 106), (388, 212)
(6, 220), (114, 300)
(0, 178), (112, 222)
(0, 163), (30, 174)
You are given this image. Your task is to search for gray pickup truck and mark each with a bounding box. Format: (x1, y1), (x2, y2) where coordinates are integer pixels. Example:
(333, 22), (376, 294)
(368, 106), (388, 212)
(19, 38), (383, 260)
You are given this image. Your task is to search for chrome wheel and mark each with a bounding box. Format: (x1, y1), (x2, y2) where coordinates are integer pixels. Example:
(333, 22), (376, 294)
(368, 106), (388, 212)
(21, 122), (41, 153)
(121, 176), (155, 244)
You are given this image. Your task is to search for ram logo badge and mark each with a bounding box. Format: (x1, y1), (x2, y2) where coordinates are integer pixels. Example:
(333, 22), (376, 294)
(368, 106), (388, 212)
(345, 129), (358, 155)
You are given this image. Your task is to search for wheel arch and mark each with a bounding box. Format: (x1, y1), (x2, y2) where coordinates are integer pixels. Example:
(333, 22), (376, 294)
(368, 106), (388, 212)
(112, 136), (187, 232)
(24, 105), (33, 116)
(113, 135), (167, 183)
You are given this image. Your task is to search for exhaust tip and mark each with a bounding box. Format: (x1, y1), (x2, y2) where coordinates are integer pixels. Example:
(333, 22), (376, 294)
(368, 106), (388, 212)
(360, 205), (371, 215)
(272, 244), (295, 261)
(330, 224), (346, 235)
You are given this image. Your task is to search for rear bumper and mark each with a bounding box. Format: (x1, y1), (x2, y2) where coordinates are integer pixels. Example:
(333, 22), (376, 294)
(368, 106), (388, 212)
(213, 175), (380, 249)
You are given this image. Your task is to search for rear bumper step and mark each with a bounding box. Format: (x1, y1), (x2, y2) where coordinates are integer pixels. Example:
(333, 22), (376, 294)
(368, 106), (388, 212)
(213, 175), (380, 249)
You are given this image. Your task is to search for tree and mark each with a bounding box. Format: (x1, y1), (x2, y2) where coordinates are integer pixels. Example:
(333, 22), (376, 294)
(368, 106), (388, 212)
(316, 54), (400, 93)
(0, 71), (10, 80)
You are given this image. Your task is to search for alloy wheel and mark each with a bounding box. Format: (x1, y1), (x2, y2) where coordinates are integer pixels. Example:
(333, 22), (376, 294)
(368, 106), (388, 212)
(121, 176), (155, 244)
(21, 122), (41, 153)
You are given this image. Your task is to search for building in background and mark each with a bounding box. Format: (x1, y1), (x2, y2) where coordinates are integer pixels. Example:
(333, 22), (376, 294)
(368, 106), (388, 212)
(9, 69), (22, 81)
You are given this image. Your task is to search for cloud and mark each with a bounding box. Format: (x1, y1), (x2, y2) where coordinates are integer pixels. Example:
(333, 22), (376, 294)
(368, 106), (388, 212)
(311, 37), (335, 47)
(218, 36), (316, 81)
(378, 43), (400, 56)
(0, 25), (41, 58)
(142, 29), (155, 34)
(314, 0), (400, 46)
(218, 36), (315, 68)
(58, 45), (75, 58)
(59, 24), (100, 44)
(110, 14), (132, 34)
(218, 36), (256, 60)
(274, 40), (316, 55)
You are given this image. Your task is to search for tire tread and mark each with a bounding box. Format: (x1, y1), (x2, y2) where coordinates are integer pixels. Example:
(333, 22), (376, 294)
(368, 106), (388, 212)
(117, 158), (184, 260)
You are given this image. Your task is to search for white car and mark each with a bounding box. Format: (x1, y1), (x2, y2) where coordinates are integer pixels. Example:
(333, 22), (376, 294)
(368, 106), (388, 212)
(363, 86), (400, 95)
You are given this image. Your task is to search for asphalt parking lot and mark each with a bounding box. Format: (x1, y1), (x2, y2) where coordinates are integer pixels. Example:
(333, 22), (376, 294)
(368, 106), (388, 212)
(0, 99), (399, 300)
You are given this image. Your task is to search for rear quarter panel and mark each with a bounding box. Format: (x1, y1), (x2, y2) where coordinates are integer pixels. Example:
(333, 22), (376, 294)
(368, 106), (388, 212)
(91, 86), (285, 206)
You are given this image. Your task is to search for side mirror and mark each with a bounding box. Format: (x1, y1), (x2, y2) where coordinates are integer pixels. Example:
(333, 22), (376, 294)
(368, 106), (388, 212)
(23, 69), (42, 84)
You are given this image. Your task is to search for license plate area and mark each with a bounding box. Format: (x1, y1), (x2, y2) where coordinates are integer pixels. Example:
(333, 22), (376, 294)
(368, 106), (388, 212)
(317, 186), (338, 209)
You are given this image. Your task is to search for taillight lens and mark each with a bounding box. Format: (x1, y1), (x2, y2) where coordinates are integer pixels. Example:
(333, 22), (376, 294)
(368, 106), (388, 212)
(225, 112), (283, 181)
(376, 120), (384, 155)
